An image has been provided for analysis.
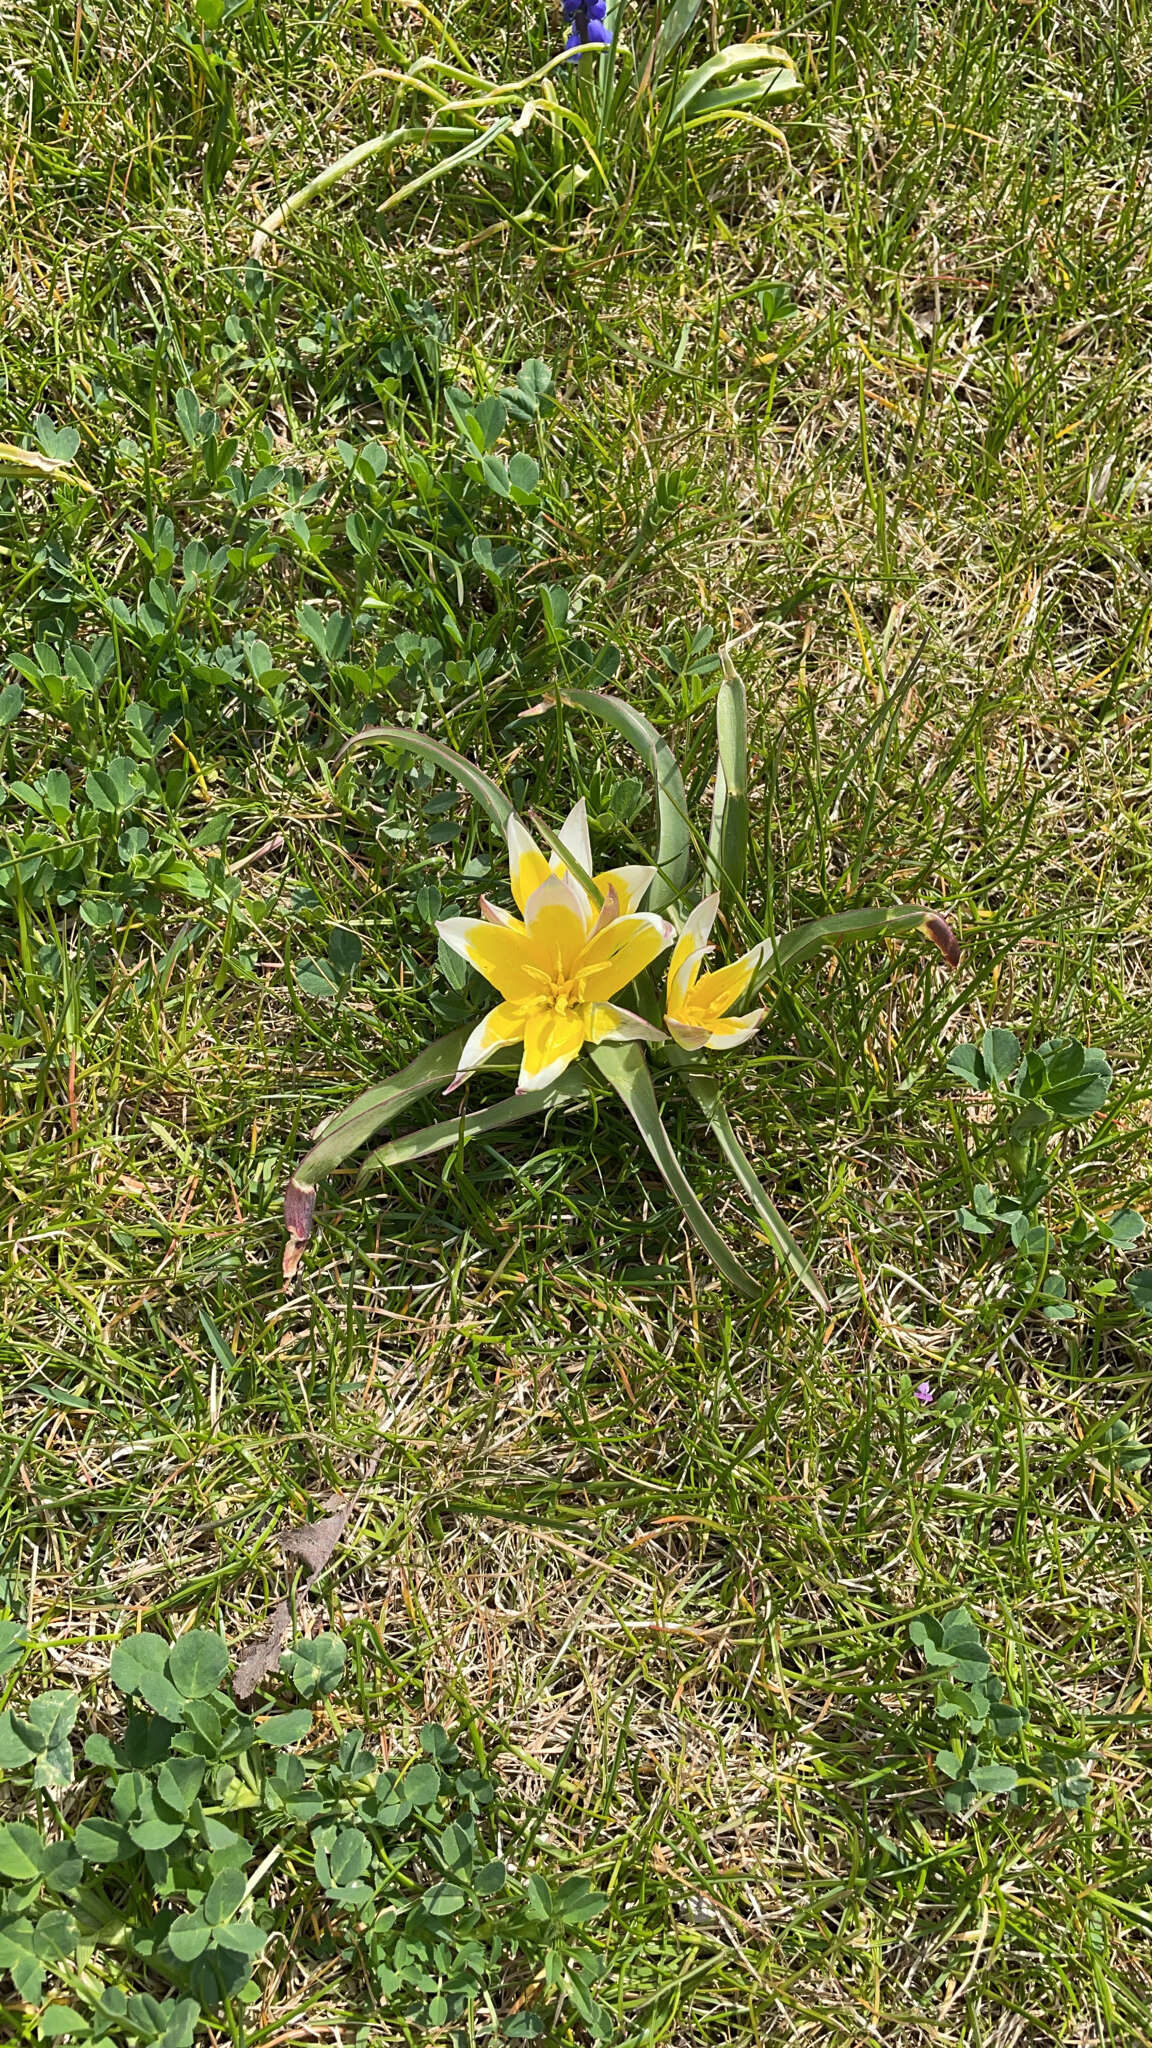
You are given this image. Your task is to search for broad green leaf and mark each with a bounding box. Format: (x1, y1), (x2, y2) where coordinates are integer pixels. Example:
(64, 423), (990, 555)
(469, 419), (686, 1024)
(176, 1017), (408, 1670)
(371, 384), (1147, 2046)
(35, 2004), (82, 2037)
(156, 1756), (207, 1813)
(35, 416), (81, 463)
(402, 1760), (441, 1807)
(0, 1708), (39, 1768)
(290, 1024), (472, 1199)
(203, 1868), (246, 1924)
(1127, 1269), (1152, 1314)
(128, 1814), (185, 1852)
(21, 1691), (78, 1790)
(508, 451), (540, 500)
(74, 1817), (132, 1864)
(981, 1027), (1021, 1087)
(706, 660), (747, 906)
(528, 688), (690, 912)
(645, 0), (705, 82)
(212, 1915), (267, 1959)
(327, 1827), (372, 1887)
(1043, 1043), (1112, 1120)
(422, 1879), (466, 1916)
(331, 724), (513, 833)
(0, 1820), (43, 1882)
(168, 1630), (229, 1700)
(284, 1633), (346, 1699)
(167, 1914), (211, 1962)
(663, 42), (799, 128)
(946, 1042), (985, 1088)
(110, 1636), (186, 1723)
(256, 1709), (313, 1746)
(0, 1925), (44, 2002)
(357, 1069), (589, 1181)
(211, 1908), (264, 1957)
(749, 904), (959, 998)
(591, 1042), (760, 1297)
(686, 1075), (828, 1308)
(969, 1762), (1018, 1797)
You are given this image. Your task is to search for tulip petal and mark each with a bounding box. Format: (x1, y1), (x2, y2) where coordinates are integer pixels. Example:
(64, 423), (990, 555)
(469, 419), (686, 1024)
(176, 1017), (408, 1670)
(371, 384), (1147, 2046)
(595, 865), (654, 915)
(584, 1002), (665, 1045)
(667, 1015), (712, 1051)
(704, 1007), (764, 1050)
(518, 1007), (586, 1092)
(578, 911), (675, 1002)
(692, 953), (758, 1016)
(522, 872), (592, 975)
(437, 916), (544, 1001)
(448, 1001), (532, 1088)
(586, 885), (620, 941)
(554, 797), (592, 881)
(507, 813), (550, 915)
(680, 893), (720, 950)
(666, 930), (707, 1015)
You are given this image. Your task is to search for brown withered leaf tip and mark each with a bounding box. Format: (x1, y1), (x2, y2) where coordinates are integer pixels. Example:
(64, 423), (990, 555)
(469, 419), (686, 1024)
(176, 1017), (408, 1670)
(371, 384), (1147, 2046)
(923, 913), (961, 968)
(282, 1178), (317, 1283)
(232, 1598), (295, 1702)
(232, 1457), (380, 1702)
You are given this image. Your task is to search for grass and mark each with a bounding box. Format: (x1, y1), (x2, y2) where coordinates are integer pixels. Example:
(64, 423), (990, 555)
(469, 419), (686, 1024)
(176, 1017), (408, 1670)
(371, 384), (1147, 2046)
(4, 0), (1152, 2038)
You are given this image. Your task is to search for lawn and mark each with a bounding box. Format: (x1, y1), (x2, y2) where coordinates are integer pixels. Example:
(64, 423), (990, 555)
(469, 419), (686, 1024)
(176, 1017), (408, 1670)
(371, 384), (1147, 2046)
(3, 0), (1152, 2041)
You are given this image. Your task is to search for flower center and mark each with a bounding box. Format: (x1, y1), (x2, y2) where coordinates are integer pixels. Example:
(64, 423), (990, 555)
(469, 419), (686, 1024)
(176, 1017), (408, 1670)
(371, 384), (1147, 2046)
(548, 969), (587, 1016)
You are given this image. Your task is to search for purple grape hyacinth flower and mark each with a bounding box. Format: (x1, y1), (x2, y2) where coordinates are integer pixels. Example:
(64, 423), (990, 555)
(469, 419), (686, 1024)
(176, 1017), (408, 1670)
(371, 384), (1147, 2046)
(563, 0), (610, 57)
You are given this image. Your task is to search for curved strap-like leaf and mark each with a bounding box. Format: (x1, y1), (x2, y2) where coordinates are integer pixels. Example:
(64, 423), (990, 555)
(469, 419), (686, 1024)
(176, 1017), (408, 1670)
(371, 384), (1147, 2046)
(591, 1041), (760, 1298)
(357, 1068), (590, 1180)
(707, 659), (747, 907)
(686, 1073), (828, 1309)
(283, 1026), (476, 1269)
(663, 43), (799, 129)
(525, 687), (690, 912)
(332, 725), (514, 835)
(747, 906), (960, 999)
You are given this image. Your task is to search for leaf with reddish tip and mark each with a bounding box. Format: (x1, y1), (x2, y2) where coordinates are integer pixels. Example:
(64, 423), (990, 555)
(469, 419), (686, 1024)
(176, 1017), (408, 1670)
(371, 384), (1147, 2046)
(923, 913), (961, 967)
(282, 1027), (473, 1277)
(283, 1179), (316, 1246)
(747, 904), (959, 997)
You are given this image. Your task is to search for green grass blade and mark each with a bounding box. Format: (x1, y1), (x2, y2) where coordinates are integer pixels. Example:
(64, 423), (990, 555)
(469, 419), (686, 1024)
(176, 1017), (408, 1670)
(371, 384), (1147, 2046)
(332, 726), (513, 835)
(707, 657), (747, 906)
(532, 688), (691, 912)
(749, 906), (960, 998)
(590, 1041), (760, 1298)
(357, 1069), (590, 1179)
(686, 1074), (829, 1309)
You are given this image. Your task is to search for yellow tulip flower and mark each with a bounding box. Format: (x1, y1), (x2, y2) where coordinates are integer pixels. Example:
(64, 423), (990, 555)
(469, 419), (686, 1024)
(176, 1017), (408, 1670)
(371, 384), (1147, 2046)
(505, 798), (655, 923)
(438, 803), (673, 1092)
(664, 893), (765, 1051)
